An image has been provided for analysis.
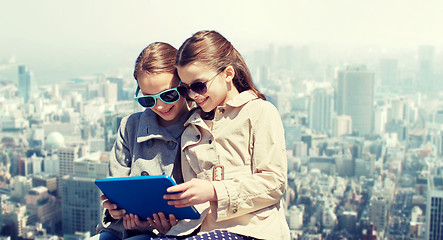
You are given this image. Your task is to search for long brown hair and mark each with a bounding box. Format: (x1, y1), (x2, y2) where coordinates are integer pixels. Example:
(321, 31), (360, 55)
(176, 30), (265, 100)
(133, 42), (178, 80)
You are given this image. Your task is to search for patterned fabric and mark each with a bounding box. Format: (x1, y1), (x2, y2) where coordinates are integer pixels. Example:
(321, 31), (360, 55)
(153, 230), (257, 240)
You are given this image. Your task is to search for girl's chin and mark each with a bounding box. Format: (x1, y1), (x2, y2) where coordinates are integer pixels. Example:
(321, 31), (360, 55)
(201, 106), (215, 113)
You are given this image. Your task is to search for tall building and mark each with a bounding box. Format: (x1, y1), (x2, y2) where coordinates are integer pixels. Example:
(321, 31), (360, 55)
(373, 105), (388, 136)
(309, 87), (334, 135)
(58, 146), (80, 177)
(389, 97), (407, 122)
(336, 65), (374, 136)
(426, 176), (443, 240)
(332, 115), (352, 137)
(61, 176), (102, 235)
(417, 45), (435, 94)
(369, 192), (388, 234)
(379, 58), (398, 89)
(107, 77), (125, 101)
(61, 152), (108, 235)
(18, 65), (32, 103)
(102, 81), (118, 103)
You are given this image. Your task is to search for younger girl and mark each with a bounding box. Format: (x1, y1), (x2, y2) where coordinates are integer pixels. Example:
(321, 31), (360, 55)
(159, 31), (290, 239)
(94, 42), (192, 240)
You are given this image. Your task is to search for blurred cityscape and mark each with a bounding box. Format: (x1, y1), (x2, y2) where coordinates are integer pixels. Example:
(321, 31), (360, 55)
(0, 43), (442, 240)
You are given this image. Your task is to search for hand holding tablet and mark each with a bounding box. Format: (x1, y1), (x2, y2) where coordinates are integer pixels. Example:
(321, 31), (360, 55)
(95, 175), (200, 220)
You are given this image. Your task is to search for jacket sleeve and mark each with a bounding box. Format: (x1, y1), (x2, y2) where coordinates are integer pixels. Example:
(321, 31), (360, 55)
(212, 101), (287, 221)
(98, 115), (133, 237)
(108, 115), (133, 177)
(98, 114), (158, 237)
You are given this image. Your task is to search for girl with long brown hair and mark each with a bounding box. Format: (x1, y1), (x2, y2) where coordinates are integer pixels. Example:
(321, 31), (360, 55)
(153, 30), (290, 240)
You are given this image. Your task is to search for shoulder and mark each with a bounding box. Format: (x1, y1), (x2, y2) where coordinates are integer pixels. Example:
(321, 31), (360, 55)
(119, 110), (154, 132)
(244, 98), (279, 117)
(121, 111), (143, 125)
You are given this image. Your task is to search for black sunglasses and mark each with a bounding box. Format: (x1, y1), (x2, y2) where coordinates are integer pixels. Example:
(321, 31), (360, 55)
(134, 83), (187, 108)
(182, 69), (224, 95)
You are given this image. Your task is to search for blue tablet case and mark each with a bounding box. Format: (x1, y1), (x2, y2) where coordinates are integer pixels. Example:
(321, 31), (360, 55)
(95, 175), (200, 220)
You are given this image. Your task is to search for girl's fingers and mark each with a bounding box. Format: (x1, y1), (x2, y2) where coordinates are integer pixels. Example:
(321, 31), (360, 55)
(109, 209), (126, 219)
(169, 214), (178, 226)
(170, 203), (191, 208)
(102, 200), (117, 210)
(158, 212), (170, 229)
(123, 215), (130, 229)
(152, 213), (164, 232)
(167, 197), (192, 207)
(133, 214), (141, 226)
(147, 217), (155, 227)
(166, 182), (189, 193)
(163, 191), (188, 200)
(127, 214), (133, 228)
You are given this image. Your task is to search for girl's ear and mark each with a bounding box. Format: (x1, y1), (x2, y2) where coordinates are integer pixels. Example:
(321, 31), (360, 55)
(224, 65), (235, 82)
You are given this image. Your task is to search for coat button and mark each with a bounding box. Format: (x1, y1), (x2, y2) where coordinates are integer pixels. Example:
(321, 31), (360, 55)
(209, 136), (213, 144)
(232, 208), (238, 213)
(141, 171), (149, 176)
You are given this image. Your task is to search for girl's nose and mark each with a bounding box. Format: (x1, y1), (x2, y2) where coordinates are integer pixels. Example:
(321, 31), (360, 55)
(188, 90), (199, 99)
(155, 99), (168, 109)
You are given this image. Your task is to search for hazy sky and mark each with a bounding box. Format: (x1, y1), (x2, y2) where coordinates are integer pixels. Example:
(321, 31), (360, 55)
(1, 0), (442, 83)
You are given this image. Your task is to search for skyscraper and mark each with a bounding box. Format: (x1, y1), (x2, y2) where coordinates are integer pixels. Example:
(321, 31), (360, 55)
(309, 87), (334, 135)
(379, 58), (398, 89)
(418, 45), (435, 94)
(107, 77), (125, 101)
(61, 176), (102, 235)
(336, 65), (374, 136)
(373, 105), (388, 136)
(58, 146), (80, 177)
(102, 80), (118, 103)
(61, 152), (108, 235)
(18, 65), (32, 102)
(389, 97), (407, 122)
(369, 192), (387, 234)
(426, 176), (443, 240)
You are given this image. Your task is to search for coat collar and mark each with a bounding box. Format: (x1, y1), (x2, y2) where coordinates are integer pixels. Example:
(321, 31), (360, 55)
(136, 109), (189, 143)
(185, 90), (258, 127)
(225, 90), (258, 108)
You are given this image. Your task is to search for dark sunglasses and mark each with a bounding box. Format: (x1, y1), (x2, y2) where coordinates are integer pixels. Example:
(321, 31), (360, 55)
(182, 70), (224, 95)
(134, 83), (187, 108)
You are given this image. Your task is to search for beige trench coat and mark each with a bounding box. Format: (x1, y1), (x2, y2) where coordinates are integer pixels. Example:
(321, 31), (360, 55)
(167, 91), (290, 240)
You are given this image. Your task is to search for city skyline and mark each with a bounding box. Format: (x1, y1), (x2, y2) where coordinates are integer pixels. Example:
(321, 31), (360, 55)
(1, 0), (443, 84)
(1, 34), (443, 240)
